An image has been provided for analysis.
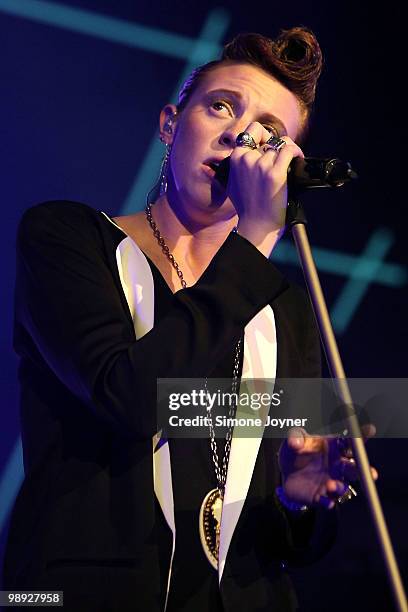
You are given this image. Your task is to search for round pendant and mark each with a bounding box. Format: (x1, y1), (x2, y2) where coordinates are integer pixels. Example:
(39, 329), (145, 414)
(199, 488), (223, 570)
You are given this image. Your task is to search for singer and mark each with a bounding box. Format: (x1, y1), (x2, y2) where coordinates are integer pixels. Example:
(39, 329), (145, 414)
(3, 27), (377, 611)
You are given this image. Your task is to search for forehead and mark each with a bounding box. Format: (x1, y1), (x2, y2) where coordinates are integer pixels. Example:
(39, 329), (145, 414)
(191, 62), (303, 139)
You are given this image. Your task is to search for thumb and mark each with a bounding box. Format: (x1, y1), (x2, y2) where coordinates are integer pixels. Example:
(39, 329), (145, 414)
(287, 427), (307, 451)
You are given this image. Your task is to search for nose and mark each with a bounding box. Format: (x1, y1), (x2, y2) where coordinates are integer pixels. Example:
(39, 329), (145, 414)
(219, 129), (235, 148)
(219, 121), (247, 148)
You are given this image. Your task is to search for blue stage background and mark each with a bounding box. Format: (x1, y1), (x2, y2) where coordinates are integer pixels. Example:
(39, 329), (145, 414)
(1, 1), (407, 610)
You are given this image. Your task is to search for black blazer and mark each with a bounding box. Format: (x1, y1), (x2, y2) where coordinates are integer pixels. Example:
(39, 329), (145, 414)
(2, 201), (336, 611)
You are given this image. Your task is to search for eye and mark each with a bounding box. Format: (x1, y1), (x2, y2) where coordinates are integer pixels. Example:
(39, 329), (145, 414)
(263, 124), (280, 137)
(211, 100), (233, 115)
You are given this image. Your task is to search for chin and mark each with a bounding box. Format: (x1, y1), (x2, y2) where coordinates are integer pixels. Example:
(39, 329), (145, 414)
(169, 183), (236, 225)
(208, 192), (236, 217)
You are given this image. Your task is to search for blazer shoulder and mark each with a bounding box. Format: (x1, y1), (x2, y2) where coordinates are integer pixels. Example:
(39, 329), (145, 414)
(17, 200), (104, 246)
(19, 200), (99, 227)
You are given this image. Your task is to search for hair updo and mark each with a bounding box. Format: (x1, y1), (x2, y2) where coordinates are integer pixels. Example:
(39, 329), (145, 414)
(176, 27), (323, 142)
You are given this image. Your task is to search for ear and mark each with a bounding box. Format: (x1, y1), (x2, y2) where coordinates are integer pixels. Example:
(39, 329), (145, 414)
(159, 104), (178, 145)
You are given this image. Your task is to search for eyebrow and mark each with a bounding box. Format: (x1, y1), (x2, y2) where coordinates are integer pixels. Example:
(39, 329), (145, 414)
(205, 88), (289, 136)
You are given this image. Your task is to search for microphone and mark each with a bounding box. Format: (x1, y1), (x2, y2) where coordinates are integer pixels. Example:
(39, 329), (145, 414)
(214, 156), (358, 192)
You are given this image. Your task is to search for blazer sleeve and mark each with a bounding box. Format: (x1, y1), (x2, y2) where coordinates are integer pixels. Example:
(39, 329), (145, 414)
(14, 201), (289, 439)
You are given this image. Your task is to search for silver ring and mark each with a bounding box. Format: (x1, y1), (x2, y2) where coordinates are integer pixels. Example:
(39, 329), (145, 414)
(265, 135), (286, 152)
(263, 144), (279, 154)
(236, 132), (257, 149)
(336, 484), (357, 505)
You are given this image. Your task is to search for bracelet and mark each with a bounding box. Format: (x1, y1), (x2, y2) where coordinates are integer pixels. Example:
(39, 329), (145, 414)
(275, 486), (310, 514)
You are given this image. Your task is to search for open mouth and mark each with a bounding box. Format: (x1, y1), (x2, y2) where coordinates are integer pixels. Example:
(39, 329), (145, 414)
(203, 160), (224, 183)
(203, 158), (229, 188)
(207, 161), (220, 172)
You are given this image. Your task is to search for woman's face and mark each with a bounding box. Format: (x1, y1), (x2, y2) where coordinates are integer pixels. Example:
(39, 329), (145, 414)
(161, 61), (303, 226)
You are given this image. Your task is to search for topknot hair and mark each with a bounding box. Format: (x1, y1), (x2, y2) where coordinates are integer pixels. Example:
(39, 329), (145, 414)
(176, 27), (323, 141)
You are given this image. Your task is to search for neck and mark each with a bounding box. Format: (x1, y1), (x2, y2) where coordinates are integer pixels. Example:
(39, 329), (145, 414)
(150, 195), (238, 274)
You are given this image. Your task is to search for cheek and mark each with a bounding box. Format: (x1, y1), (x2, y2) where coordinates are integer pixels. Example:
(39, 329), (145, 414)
(168, 140), (197, 193)
(170, 124), (203, 180)
(174, 110), (215, 150)
(168, 112), (218, 191)
(169, 142), (190, 187)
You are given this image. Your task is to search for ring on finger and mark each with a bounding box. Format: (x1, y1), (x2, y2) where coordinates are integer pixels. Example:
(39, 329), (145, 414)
(236, 131), (257, 149)
(262, 144), (280, 154)
(265, 135), (287, 152)
(317, 483), (357, 509)
(336, 484), (357, 505)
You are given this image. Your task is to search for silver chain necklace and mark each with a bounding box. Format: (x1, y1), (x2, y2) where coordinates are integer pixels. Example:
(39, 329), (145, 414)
(145, 201), (242, 569)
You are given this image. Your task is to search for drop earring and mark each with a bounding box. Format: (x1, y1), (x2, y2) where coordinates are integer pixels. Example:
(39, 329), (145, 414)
(158, 112), (176, 195)
(159, 143), (171, 196)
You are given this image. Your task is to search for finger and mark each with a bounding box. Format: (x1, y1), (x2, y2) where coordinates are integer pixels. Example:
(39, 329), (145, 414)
(230, 123), (273, 168)
(269, 141), (305, 178)
(230, 139), (262, 165)
(230, 122), (271, 157)
(254, 140), (288, 177)
(361, 422), (376, 441)
(242, 122), (274, 147)
(260, 144), (280, 160)
(331, 424), (376, 465)
(286, 428), (327, 456)
(317, 479), (350, 510)
(313, 484), (336, 510)
(258, 135), (303, 169)
(332, 458), (378, 482)
(326, 479), (348, 496)
(341, 423), (376, 446)
(287, 426), (307, 451)
(257, 142), (282, 168)
(262, 134), (302, 153)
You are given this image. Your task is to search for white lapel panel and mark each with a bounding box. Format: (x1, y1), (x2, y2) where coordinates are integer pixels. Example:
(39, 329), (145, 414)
(218, 305), (277, 583)
(111, 229), (175, 529)
(100, 214), (155, 337)
(100, 212), (176, 578)
(115, 236), (155, 340)
(113, 232), (176, 610)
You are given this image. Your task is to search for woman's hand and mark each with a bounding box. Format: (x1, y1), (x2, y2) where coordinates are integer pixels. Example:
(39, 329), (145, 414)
(278, 426), (378, 510)
(227, 121), (304, 256)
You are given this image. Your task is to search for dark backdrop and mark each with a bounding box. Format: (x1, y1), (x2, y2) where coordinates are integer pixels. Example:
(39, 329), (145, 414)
(0, 1), (407, 610)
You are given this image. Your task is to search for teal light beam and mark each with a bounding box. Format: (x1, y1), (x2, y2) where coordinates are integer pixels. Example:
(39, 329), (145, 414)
(0, 0), (220, 62)
(0, 437), (24, 535)
(121, 8), (230, 214)
(329, 228), (395, 333)
(273, 237), (406, 288)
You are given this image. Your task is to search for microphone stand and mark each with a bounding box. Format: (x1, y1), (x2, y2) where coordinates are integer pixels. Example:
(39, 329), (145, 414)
(286, 197), (408, 612)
